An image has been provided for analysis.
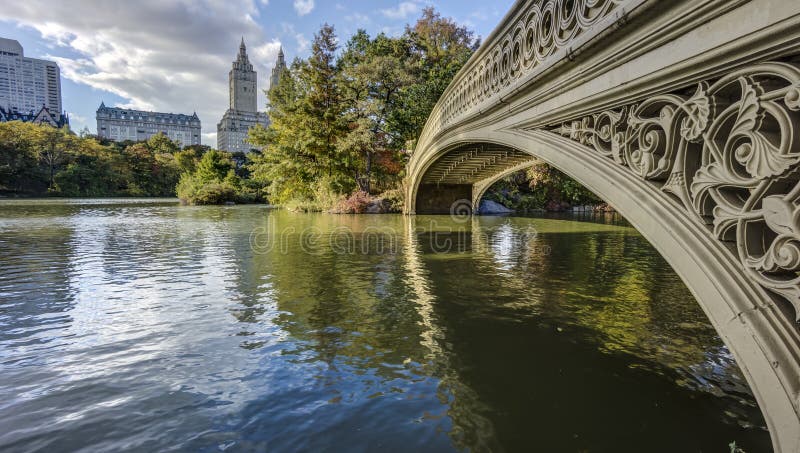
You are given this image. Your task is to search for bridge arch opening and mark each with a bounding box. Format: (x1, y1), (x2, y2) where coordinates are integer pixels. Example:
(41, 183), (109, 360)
(472, 161), (611, 216)
(408, 133), (800, 451)
(412, 143), (539, 215)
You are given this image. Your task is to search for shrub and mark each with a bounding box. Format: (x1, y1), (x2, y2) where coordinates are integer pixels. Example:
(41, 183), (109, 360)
(284, 198), (327, 212)
(334, 191), (372, 214)
(177, 173), (235, 205)
(192, 182), (237, 205)
(312, 176), (346, 210)
(377, 189), (405, 213)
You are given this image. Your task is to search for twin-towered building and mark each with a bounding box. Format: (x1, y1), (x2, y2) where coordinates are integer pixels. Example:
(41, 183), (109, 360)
(216, 39), (285, 153)
(95, 38), (285, 151)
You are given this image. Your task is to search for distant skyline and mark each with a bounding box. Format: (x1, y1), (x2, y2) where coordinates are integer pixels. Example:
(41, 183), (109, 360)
(0, 0), (513, 146)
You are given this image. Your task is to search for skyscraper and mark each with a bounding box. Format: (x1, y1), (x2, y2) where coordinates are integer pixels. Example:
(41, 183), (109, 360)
(0, 37), (64, 122)
(217, 38), (269, 153)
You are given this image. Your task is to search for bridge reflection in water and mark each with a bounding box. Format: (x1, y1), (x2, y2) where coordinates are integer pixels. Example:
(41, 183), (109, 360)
(241, 210), (771, 450)
(253, 212), (771, 450)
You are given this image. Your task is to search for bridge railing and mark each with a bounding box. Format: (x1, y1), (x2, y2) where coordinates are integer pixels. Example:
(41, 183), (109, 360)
(414, 0), (648, 159)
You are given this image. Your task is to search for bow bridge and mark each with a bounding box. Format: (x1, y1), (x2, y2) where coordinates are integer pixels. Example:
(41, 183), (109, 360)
(405, 0), (800, 450)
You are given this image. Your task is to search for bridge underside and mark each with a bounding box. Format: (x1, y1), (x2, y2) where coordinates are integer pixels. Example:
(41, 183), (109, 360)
(414, 143), (538, 214)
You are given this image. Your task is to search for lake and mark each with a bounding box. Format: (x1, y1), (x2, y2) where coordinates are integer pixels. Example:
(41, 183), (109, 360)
(0, 199), (770, 451)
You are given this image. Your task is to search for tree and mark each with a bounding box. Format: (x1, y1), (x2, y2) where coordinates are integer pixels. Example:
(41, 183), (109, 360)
(145, 132), (180, 155)
(250, 59), (315, 203)
(195, 150), (236, 182)
(250, 24), (352, 203)
(338, 31), (413, 193)
(54, 138), (117, 196)
(301, 24), (348, 180)
(34, 126), (75, 191)
(175, 150), (252, 205)
(119, 137), (181, 196)
(0, 121), (196, 197)
(175, 148), (200, 174)
(249, 9), (478, 209)
(394, 7), (477, 143)
(0, 122), (45, 193)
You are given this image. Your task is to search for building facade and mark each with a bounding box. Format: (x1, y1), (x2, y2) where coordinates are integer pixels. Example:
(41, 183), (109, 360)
(0, 37), (64, 122)
(0, 105), (69, 127)
(217, 39), (269, 153)
(96, 103), (201, 147)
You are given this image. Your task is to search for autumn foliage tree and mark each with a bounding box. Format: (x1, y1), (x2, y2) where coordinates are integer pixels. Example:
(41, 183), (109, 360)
(249, 8), (478, 208)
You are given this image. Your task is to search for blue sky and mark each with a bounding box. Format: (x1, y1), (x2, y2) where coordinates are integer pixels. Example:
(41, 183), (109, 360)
(0, 0), (514, 146)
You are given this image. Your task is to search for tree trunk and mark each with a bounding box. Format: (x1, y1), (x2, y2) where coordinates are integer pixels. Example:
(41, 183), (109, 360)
(48, 156), (54, 190)
(363, 150), (371, 194)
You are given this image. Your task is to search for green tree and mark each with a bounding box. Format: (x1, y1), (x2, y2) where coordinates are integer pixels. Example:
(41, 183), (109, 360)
(302, 24), (348, 180)
(120, 138), (181, 196)
(0, 121), (191, 197)
(174, 148), (201, 174)
(395, 7), (477, 144)
(249, 8), (477, 209)
(250, 60), (314, 204)
(145, 132), (180, 155)
(0, 122), (45, 193)
(338, 31), (413, 193)
(34, 126), (75, 191)
(54, 138), (117, 196)
(175, 149), (257, 205)
(250, 24), (352, 204)
(195, 150), (236, 182)
(483, 163), (602, 211)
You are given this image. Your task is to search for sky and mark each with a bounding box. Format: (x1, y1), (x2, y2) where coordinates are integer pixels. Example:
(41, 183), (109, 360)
(0, 0), (514, 146)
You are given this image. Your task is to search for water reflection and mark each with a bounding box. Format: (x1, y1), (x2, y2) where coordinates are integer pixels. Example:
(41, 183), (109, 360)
(0, 200), (769, 452)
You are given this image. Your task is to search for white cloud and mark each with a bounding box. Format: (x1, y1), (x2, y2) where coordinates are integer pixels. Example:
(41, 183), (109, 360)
(381, 1), (420, 20)
(0, 0), (281, 146)
(345, 13), (371, 24)
(296, 34), (310, 53)
(293, 0), (315, 16)
(253, 41), (283, 89)
(470, 9), (489, 21)
(68, 112), (87, 125)
(203, 131), (218, 144)
(281, 23), (310, 53)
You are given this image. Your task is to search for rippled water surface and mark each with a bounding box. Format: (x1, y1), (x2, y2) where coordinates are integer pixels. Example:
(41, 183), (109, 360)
(0, 199), (770, 452)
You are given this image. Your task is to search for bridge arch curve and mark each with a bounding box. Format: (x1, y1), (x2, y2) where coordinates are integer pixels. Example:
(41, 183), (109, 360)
(470, 159), (540, 212)
(405, 1), (800, 449)
(409, 128), (800, 450)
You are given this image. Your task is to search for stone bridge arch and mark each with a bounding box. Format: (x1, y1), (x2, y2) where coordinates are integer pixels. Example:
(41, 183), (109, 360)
(405, 0), (800, 450)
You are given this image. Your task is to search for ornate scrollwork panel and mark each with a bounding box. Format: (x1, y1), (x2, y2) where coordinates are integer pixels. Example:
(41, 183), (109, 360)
(550, 62), (800, 320)
(430, 0), (629, 138)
